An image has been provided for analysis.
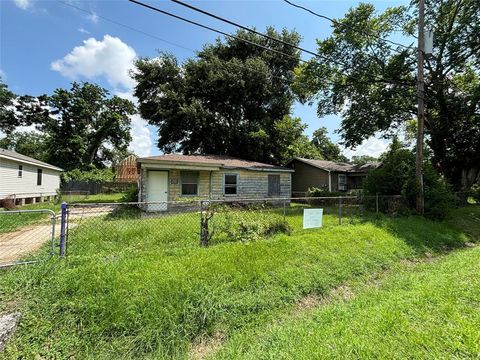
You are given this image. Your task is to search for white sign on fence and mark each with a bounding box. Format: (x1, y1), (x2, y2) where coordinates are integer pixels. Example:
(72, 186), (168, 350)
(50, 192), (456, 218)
(303, 208), (323, 229)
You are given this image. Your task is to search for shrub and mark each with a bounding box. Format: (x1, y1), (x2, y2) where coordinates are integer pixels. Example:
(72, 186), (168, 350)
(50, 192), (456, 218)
(0, 195), (16, 210)
(121, 186), (139, 203)
(364, 141), (454, 219)
(306, 187), (342, 198)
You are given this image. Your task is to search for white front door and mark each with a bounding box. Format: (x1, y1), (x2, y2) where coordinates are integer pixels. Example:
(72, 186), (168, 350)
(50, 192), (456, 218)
(147, 171), (168, 211)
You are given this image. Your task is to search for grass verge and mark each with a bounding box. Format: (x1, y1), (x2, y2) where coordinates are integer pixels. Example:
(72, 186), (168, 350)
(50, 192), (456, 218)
(0, 206), (478, 359)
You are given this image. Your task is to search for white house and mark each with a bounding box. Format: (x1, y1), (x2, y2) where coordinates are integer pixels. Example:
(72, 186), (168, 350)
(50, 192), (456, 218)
(0, 148), (62, 205)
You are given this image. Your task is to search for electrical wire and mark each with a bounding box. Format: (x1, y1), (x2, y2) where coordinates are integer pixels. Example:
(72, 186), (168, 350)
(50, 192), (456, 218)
(282, 0), (412, 51)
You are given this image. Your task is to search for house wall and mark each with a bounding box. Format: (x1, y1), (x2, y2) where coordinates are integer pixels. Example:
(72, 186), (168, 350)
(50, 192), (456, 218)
(288, 160), (330, 194)
(140, 167), (291, 202)
(0, 158), (61, 199)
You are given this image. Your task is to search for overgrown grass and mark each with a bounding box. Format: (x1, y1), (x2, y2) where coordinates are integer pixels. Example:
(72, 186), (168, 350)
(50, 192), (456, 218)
(214, 239), (480, 359)
(0, 206), (478, 359)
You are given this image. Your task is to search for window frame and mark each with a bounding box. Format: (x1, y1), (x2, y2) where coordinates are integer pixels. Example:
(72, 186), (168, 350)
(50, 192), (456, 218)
(338, 173), (347, 191)
(18, 165), (23, 178)
(267, 174), (281, 197)
(223, 173), (239, 196)
(180, 170), (199, 196)
(37, 168), (43, 186)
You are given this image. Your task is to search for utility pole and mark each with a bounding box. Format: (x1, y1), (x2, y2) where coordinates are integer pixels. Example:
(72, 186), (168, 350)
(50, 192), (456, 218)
(415, 0), (425, 214)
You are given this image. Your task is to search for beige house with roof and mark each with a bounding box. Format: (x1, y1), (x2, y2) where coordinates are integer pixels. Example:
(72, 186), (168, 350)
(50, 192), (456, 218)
(285, 158), (380, 195)
(137, 154), (293, 210)
(0, 148), (63, 205)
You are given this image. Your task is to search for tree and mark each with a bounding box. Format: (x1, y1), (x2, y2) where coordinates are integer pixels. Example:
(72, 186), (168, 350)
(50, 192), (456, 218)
(0, 79), (18, 134)
(0, 131), (48, 161)
(311, 127), (348, 162)
(9, 82), (136, 171)
(274, 115), (322, 164)
(294, 1), (480, 191)
(133, 28), (302, 165)
(363, 140), (453, 219)
(351, 155), (378, 165)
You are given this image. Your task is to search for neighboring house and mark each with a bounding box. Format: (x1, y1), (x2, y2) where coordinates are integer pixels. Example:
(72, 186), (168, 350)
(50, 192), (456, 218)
(115, 154), (138, 183)
(285, 158), (380, 195)
(0, 148), (63, 205)
(137, 154), (293, 210)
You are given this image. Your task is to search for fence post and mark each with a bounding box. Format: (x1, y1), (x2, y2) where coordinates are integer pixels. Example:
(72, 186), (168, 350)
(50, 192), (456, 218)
(199, 200), (204, 245)
(338, 196), (342, 225)
(59, 202), (68, 257)
(376, 193), (379, 214)
(283, 198), (287, 221)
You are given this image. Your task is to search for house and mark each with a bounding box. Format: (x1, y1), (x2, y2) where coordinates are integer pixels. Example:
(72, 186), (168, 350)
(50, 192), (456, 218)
(137, 154), (293, 210)
(115, 154), (138, 183)
(285, 158), (379, 195)
(0, 148), (63, 205)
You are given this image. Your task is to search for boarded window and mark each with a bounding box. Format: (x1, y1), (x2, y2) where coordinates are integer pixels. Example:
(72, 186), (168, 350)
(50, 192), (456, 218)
(37, 169), (42, 186)
(181, 171), (199, 195)
(18, 165), (23, 177)
(268, 174), (280, 196)
(224, 174), (238, 195)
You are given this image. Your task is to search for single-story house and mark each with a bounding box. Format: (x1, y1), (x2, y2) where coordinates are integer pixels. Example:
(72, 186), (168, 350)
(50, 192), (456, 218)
(137, 154), (293, 210)
(285, 157), (380, 195)
(0, 148), (63, 205)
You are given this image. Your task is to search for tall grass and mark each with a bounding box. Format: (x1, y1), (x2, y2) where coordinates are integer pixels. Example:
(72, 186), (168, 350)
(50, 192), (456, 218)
(0, 206), (477, 359)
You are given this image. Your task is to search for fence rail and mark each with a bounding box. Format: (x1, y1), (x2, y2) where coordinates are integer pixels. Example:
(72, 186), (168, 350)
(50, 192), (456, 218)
(63, 195), (405, 257)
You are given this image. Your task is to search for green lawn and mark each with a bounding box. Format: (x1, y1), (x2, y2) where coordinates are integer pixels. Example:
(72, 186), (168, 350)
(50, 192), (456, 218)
(0, 205), (478, 359)
(214, 241), (480, 359)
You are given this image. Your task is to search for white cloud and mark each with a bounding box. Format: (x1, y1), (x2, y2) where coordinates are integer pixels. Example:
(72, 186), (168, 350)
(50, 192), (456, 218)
(52, 35), (154, 157)
(344, 136), (390, 159)
(87, 11), (98, 23)
(77, 27), (90, 34)
(128, 115), (153, 157)
(14, 0), (32, 10)
(0, 69), (5, 80)
(51, 35), (136, 90)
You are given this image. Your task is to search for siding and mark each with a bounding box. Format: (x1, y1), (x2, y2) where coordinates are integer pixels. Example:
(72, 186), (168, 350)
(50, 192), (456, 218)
(289, 160), (330, 193)
(140, 168), (292, 201)
(0, 158), (61, 198)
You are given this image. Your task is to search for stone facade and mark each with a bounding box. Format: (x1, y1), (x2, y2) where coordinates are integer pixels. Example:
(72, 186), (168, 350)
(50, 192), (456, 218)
(139, 168), (292, 202)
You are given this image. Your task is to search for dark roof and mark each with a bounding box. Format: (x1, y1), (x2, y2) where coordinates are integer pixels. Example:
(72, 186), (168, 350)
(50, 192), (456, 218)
(289, 157), (380, 173)
(0, 148), (63, 171)
(138, 154), (292, 172)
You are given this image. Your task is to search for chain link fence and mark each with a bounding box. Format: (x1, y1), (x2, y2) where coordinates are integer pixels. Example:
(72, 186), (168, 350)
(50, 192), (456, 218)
(63, 195), (405, 257)
(0, 209), (57, 267)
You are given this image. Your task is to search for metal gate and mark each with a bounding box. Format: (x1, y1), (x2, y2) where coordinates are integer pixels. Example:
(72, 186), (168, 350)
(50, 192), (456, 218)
(0, 209), (57, 267)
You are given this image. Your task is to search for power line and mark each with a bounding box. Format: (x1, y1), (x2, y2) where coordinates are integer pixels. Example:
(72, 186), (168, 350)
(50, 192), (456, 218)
(128, 0), (304, 63)
(129, 0), (415, 89)
(170, 0), (322, 59)
(57, 0), (196, 54)
(282, 0), (412, 51)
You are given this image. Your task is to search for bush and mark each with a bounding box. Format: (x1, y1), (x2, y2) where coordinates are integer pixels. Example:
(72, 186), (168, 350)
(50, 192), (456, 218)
(0, 196), (16, 210)
(62, 167), (115, 183)
(364, 141), (454, 219)
(121, 186), (139, 203)
(306, 187), (342, 198)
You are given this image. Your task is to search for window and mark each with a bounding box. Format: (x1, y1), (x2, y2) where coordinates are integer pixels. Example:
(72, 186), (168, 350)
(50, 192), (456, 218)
(268, 174), (280, 196)
(18, 165), (23, 177)
(37, 169), (42, 186)
(181, 171), (198, 195)
(338, 174), (347, 191)
(224, 174), (238, 195)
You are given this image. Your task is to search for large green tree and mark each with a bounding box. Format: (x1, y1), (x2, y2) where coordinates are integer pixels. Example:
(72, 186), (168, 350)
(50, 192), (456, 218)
(311, 127), (348, 162)
(0, 131), (48, 161)
(133, 28), (302, 165)
(1, 82), (135, 171)
(294, 1), (480, 191)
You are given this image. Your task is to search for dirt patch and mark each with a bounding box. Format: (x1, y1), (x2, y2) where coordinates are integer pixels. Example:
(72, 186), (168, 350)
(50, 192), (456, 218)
(189, 332), (225, 360)
(294, 285), (354, 314)
(0, 225), (53, 265)
(0, 312), (21, 352)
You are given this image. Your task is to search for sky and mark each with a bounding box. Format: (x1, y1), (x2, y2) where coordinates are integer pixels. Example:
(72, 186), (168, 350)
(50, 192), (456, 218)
(0, 0), (411, 159)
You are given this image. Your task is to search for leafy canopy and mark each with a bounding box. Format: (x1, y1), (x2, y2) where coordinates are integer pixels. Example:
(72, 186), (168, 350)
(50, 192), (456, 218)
(133, 28), (309, 165)
(295, 1), (480, 190)
(0, 81), (135, 171)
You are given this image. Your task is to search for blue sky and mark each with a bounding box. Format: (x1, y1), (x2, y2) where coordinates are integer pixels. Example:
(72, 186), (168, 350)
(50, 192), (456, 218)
(1, 0), (410, 158)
